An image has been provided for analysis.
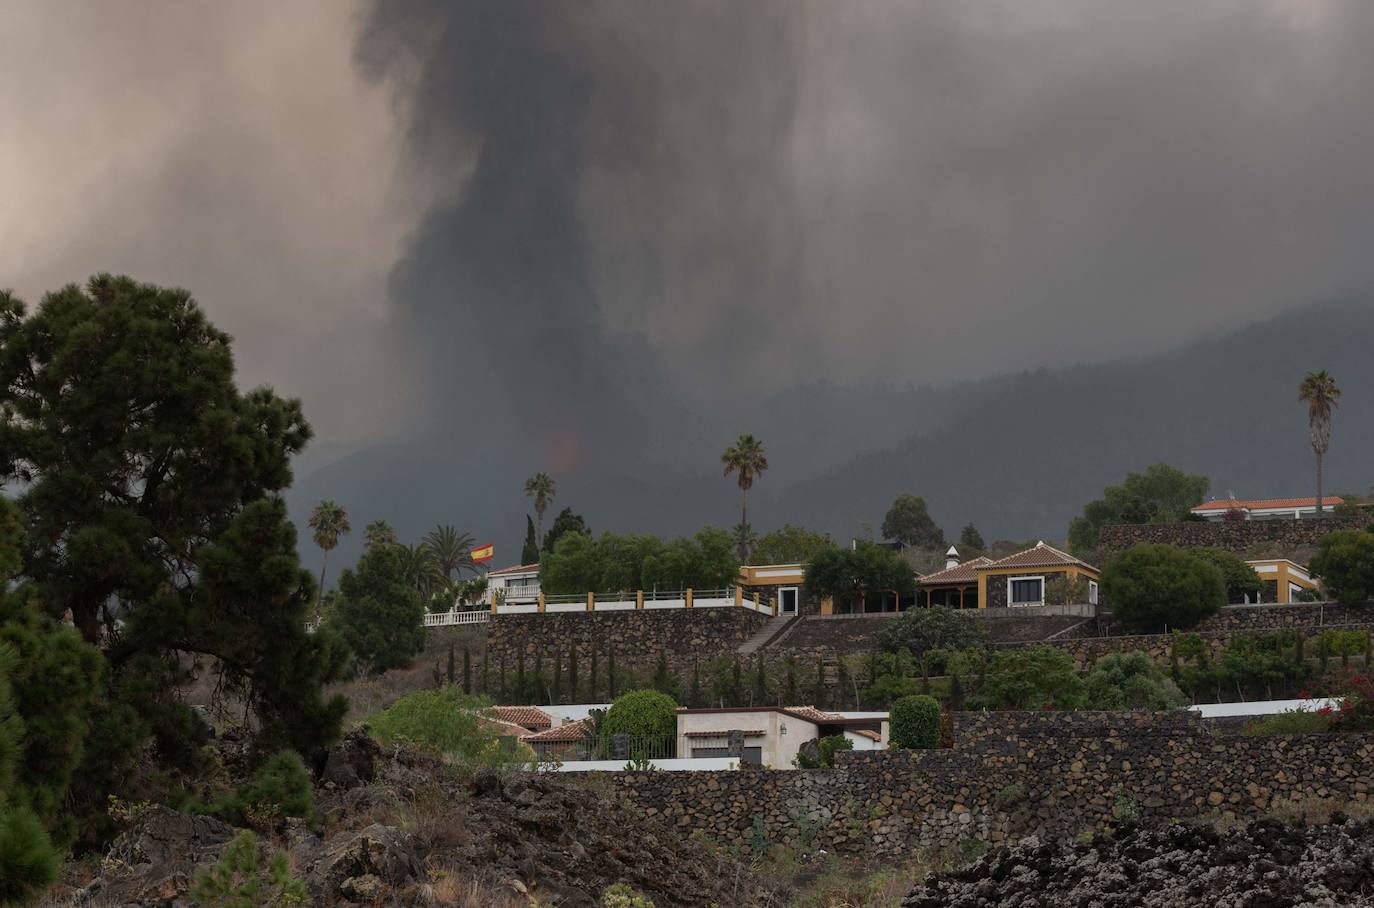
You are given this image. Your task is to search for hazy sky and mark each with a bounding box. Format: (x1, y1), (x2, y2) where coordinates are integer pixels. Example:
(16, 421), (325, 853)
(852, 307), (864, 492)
(4, 0), (1373, 458)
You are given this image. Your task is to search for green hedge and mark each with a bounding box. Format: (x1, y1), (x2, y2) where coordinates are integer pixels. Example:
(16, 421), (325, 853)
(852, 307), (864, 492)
(890, 695), (941, 749)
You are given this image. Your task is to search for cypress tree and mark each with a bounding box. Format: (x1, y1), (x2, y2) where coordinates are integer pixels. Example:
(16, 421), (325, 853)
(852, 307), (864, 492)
(463, 648), (472, 694)
(784, 655), (798, 706)
(534, 649), (545, 702)
(590, 651), (600, 702)
(446, 643), (456, 686)
(813, 654), (825, 705)
(652, 651), (676, 698)
(516, 650), (526, 700)
(552, 649), (563, 703)
(688, 662), (703, 707)
(835, 658), (851, 710)
(521, 515), (539, 565)
(752, 655), (768, 705)
(730, 658), (743, 706)
(1169, 636), (1182, 683)
(608, 649), (618, 699)
(949, 670), (966, 711)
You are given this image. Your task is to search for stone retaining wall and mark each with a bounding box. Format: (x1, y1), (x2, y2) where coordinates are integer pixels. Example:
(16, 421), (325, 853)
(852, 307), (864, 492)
(485, 607), (772, 675)
(607, 711), (1374, 856)
(1097, 518), (1363, 556)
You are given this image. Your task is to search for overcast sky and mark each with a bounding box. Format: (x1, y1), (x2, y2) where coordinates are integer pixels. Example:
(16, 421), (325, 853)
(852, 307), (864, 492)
(3, 0), (1373, 459)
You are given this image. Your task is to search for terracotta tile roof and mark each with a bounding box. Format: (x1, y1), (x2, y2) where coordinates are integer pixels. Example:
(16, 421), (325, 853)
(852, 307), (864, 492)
(917, 556), (994, 586)
(849, 729), (882, 742)
(1192, 496), (1343, 512)
(491, 705), (553, 731)
(982, 542), (1098, 573)
(477, 716), (536, 739)
(487, 562), (540, 576)
(781, 706), (846, 724)
(683, 729), (766, 738)
(522, 718), (591, 743)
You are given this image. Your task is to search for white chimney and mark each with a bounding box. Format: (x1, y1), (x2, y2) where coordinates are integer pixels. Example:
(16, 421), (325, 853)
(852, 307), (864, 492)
(945, 545), (960, 570)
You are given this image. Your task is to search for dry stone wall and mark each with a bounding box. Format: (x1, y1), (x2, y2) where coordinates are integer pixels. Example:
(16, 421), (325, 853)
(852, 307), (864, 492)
(606, 711), (1374, 856)
(1097, 517), (1364, 556)
(485, 607), (772, 676)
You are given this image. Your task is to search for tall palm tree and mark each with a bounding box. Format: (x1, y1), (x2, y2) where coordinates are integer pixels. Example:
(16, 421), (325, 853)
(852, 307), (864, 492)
(722, 434), (768, 558)
(307, 500), (350, 618)
(364, 519), (397, 551)
(1299, 370), (1342, 515)
(397, 543), (442, 599)
(423, 524), (477, 582)
(524, 473), (557, 549)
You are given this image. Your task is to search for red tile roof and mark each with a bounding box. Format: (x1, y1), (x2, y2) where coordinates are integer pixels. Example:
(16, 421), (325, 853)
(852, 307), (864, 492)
(683, 729), (766, 738)
(1192, 496), (1343, 512)
(849, 729), (882, 742)
(477, 716), (536, 739)
(983, 542), (1098, 572)
(487, 562), (540, 576)
(491, 705), (553, 731)
(781, 706), (846, 724)
(917, 556), (994, 586)
(522, 718), (591, 743)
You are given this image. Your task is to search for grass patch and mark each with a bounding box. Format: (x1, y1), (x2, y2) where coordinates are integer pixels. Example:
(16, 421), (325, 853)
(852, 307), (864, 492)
(1242, 709), (1332, 735)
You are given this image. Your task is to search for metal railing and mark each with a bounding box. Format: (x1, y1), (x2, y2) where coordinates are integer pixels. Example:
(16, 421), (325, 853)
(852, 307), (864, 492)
(529, 734), (676, 762)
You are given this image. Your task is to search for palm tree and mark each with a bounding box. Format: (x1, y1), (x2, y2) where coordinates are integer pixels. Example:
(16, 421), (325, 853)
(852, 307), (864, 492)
(364, 519), (397, 551)
(423, 524), (477, 582)
(524, 473), (557, 549)
(722, 434), (768, 558)
(397, 543), (442, 599)
(1299, 370), (1342, 515)
(307, 500), (350, 618)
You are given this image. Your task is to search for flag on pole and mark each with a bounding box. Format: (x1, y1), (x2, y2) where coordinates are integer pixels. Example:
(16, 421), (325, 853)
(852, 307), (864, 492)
(471, 543), (495, 564)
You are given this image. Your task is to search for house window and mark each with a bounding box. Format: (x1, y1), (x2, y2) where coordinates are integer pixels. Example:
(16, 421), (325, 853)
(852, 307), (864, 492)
(1008, 577), (1044, 607)
(1088, 581), (1099, 605)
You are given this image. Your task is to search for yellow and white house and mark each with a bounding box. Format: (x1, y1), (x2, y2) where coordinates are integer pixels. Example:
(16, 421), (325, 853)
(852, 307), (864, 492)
(1244, 559), (1320, 604)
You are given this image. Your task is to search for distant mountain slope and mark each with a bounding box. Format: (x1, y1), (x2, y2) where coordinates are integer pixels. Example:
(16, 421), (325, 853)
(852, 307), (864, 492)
(761, 298), (1374, 544)
(289, 298), (1373, 572)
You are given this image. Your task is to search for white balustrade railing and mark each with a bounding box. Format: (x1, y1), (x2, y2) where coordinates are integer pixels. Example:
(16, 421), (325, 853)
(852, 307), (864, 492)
(423, 609), (491, 628)
(422, 587), (776, 628)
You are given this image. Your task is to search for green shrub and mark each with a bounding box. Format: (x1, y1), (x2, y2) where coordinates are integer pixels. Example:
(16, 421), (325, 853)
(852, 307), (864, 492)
(1310, 530), (1374, 604)
(603, 689), (677, 740)
(1242, 709), (1332, 736)
(877, 609), (984, 656)
(602, 883), (656, 908)
(370, 687), (532, 766)
(993, 783), (1028, 811)
(1083, 652), (1187, 709)
(190, 830), (308, 906)
(890, 695), (941, 749)
(1102, 543), (1226, 631)
(0, 806), (60, 906)
(969, 646), (1084, 710)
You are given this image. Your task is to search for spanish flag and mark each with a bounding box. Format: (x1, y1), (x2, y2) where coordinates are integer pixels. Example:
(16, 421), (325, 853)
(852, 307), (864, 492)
(471, 543), (495, 564)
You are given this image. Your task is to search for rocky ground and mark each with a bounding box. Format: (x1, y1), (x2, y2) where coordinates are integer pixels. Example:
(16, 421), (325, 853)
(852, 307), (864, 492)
(904, 816), (1374, 908)
(57, 731), (787, 907)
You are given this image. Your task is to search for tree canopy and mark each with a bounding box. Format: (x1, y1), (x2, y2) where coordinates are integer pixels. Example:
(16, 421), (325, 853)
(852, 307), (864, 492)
(1310, 530), (1374, 604)
(1082, 651), (1186, 709)
(542, 507), (589, 554)
(804, 543), (914, 612)
(0, 276), (348, 825)
(748, 524), (837, 565)
(1067, 463), (1209, 553)
(1101, 543), (1226, 632)
(540, 528), (739, 595)
(958, 523), (985, 551)
(877, 607), (985, 656)
(329, 544), (426, 673)
(881, 494), (944, 549)
(1190, 548), (1263, 604)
